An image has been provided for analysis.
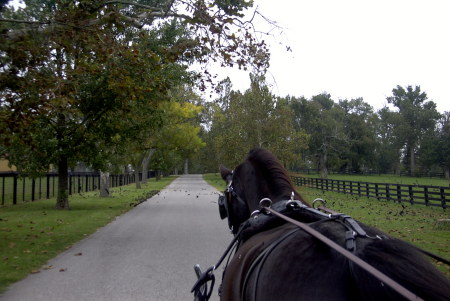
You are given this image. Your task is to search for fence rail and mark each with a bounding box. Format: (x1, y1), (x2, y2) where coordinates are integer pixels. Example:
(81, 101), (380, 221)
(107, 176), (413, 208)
(0, 171), (155, 206)
(292, 169), (445, 178)
(291, 176), (449, 208)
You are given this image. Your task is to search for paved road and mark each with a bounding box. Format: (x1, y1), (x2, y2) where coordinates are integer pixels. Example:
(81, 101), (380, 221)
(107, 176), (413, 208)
(0, 175), (231, 301)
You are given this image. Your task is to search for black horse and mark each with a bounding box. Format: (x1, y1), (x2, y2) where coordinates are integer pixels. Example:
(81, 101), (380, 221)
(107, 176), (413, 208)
(218, 148), (450, 301)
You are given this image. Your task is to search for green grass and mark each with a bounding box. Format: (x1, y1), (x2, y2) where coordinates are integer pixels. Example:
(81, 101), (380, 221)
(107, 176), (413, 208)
(203, 173), (225, 191)
(0, 176), (176, 293)
(203, 173), (450, 278)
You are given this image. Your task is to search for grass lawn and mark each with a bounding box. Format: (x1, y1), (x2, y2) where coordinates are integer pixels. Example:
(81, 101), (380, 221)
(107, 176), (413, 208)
(203, 173), (450, 278)
(0, 176), (176, 293)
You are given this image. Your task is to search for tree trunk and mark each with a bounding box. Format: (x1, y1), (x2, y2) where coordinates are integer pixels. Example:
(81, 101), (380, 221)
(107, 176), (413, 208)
(184, 159), (189, 175)
(99, 171), (110, 197)
(56, 155), (70, 209)
(141, 148), (155, 184)
(444, 167), (449, 180)
(319, 153), (328, 179)
(135, 167), (141, 189)
(410, 145), (416, 177)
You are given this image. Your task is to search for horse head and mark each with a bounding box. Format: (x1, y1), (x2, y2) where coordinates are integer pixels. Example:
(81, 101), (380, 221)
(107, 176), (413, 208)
(219, 148), (308, 234)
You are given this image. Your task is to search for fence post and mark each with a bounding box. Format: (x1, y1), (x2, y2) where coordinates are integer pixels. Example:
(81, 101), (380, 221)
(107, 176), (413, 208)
(424, 187), (429, 206)
(69, 174), (72, 195)
(22, 177), (25, 202)
(2, 176), (5, 206)
(77, 175), (81, 193)
(39, 177), (42, 200)
(46, 174), (50, 199)
(408, 186), (414, 204)
(13, 174), (18, 205)
(440, 188), (446, 208)
(385, 184), (390, 202)
(31, 178), (36, 201)
(396, 185), (401, 203)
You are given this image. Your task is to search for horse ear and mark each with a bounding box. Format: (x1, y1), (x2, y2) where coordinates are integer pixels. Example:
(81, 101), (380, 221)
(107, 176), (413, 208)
(219, 164), (232, 180)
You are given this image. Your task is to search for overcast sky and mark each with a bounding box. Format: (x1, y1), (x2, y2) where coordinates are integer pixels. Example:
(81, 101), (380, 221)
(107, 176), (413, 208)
(212, 0), (449, 113)
(8, 0), (449, 113)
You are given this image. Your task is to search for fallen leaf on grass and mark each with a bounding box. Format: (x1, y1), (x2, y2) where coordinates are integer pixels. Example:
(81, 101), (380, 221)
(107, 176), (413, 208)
(43, 265), (53, 270)
(8, 242), (16, 248)
(31, 270), (41, 274)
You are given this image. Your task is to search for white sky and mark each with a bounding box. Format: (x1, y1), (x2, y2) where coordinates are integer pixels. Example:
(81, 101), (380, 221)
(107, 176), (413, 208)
(211, 0), (450, 113)
(8, 0), (449, 113)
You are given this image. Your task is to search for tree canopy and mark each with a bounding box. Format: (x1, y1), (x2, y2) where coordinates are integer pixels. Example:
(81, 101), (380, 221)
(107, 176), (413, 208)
(0, 0), (270, 208)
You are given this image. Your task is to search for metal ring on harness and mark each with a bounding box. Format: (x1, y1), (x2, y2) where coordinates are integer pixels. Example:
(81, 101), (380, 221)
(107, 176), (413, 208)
(259, 198), (272, 214)
(312, 198), (326, 209)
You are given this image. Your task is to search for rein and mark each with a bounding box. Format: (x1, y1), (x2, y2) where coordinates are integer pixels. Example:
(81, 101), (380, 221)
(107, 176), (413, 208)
(191, 225), (244, 301)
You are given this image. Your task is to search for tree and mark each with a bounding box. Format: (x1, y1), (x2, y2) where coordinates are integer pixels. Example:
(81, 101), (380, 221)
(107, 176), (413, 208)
(386, 85), (440, 176)
(338, 98), (377, 173)
(152, 96), (205, 173)
(418, 112), (450, 178)
(291, 93), (346, 178)
(0, 0), (270, 209)
(209, 74), (307, 168)
(437, 112), (450, 179)
(373, 106), (403, 174)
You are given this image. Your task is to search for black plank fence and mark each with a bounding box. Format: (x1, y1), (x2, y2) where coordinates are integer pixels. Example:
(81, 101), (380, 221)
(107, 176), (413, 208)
(0, 171), (155, 206)
(291, 176), (449, 209)
(293, 169), (445, 178)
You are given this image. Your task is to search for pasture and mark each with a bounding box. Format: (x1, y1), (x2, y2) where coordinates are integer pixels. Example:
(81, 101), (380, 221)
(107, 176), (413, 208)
(203, 173), (450, 277)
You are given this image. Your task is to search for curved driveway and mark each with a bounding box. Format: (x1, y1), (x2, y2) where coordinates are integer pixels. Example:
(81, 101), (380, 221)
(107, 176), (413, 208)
(0, 175), (231, 301)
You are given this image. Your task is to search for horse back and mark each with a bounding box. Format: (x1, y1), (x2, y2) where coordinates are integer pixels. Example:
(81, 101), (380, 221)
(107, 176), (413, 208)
(220, 221), (450, 301)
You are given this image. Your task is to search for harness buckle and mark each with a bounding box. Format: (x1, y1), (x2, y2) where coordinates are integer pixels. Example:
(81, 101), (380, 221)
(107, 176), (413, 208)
(345, 230), (356, 252)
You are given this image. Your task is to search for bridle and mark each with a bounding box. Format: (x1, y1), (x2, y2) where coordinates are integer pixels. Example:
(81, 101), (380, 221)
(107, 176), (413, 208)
(218, 172), (248, 234)
(193, 180), (450, 301)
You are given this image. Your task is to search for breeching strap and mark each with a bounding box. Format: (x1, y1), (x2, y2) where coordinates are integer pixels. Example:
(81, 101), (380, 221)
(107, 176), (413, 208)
(261, 205), (424, 301)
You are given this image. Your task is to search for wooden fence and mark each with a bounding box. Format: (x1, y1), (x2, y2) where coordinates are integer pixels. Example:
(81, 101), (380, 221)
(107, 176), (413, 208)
(0, 171), (155, 206)
(292, 169), (445, 178)
(291, 176), (449, 209)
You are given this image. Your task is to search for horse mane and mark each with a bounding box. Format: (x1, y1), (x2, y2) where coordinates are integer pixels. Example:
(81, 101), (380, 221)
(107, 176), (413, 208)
(246, 148), (308, 204)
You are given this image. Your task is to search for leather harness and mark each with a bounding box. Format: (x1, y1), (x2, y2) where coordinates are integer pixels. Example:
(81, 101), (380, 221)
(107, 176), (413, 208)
(192, 188), (449, 301)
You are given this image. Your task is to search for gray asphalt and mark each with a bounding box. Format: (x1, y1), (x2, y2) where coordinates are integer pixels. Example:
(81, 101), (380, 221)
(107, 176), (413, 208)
(0, 175), (231, 301)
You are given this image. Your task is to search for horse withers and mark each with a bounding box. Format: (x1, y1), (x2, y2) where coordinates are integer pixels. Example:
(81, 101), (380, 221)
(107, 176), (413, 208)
(218, 148), (450, 301)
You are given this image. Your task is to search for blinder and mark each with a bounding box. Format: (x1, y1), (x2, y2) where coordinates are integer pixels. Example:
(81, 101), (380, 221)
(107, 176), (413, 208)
(218, 195), (228, 220)
(218, 173), (234, 221)
(218, 173), (246, 233)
